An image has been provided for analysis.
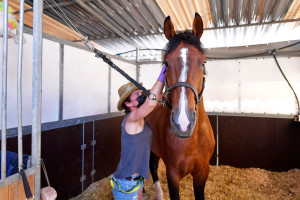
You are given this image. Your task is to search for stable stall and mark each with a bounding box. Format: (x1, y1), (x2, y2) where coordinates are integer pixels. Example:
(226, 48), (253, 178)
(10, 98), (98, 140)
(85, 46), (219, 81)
(0, 0), (300, 199)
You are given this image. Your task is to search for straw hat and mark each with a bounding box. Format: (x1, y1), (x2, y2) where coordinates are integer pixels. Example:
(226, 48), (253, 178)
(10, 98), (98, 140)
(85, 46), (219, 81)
(117, 82), (143, 111)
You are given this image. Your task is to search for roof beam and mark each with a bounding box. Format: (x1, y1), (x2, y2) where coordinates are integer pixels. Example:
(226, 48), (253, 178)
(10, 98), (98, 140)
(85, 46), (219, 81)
(88, 18), (300, 41)
(74, 0), (140, 48)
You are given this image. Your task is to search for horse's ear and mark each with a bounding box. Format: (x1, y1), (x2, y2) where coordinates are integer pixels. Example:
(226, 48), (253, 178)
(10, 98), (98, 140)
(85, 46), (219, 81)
(164, 16), (176, 41)
(192, 13), (204, 39)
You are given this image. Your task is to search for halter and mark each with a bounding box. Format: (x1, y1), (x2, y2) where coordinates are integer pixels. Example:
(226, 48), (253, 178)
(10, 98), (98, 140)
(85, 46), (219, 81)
(161, 74), (206, 110)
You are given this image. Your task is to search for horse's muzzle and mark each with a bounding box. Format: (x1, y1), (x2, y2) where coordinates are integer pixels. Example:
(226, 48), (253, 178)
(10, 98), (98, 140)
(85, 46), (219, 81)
(170, 110), (196, 138)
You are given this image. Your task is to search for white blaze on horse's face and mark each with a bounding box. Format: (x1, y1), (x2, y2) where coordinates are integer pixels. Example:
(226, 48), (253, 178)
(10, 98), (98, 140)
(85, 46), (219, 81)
(177, 48), (190, 132)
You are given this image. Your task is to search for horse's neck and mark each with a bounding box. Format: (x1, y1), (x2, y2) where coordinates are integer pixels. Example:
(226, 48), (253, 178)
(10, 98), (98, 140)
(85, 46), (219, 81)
(195, 100), (210, 131)
(196, 99), (207, 117)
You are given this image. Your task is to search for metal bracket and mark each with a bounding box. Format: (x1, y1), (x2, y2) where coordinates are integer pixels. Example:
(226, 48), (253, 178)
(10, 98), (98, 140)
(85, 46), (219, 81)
(81, 144), (86, 150)
(91, 140), (96, 146)
(268, 49), (278, 55)
(91, 169), (96, 176)
(80, 175), (86, 182)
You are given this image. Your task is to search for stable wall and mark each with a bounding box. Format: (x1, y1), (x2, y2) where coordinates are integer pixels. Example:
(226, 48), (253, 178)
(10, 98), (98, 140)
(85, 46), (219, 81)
(0, 34), (136, 129)
(205, 57), (300, 115)
(141, 56), (300, 115)
(1, 34), (299, 130)
(2, 114), (299, 199)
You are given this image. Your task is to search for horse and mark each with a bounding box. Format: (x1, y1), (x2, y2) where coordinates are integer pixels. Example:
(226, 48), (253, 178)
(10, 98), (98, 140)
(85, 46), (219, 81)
(146, 13), (215, 200)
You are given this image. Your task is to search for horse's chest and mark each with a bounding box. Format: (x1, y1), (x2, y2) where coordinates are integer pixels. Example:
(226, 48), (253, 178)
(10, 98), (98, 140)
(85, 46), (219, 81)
(164, 136), (201, 156)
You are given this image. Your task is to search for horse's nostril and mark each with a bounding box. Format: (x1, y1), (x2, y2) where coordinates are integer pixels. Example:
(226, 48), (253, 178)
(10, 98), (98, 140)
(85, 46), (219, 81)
(171, 112), (176, 124)
(170, 111), (181, 130)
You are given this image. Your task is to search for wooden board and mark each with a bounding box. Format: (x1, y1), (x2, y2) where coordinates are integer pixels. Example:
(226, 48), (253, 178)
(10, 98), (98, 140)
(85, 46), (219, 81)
(0, 186), (9, 200)
(9, 0), (81, 41)
(0, 174), (34, 200)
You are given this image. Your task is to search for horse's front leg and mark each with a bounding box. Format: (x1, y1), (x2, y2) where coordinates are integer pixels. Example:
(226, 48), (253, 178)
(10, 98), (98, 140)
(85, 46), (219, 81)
(192, 164), (209, 200)
(166, 167), (181, 200)
(149, 152), (163, 200)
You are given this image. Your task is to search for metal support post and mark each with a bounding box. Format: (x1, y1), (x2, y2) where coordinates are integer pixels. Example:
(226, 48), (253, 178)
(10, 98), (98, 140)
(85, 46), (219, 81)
(136, 48), (140, 82)
(32, 0), (43, 198)
(1, 0), (8, 180)
(91, 121), (96, 182)
(216, 115), (219, 166)
(80, 123), (86, 191)
(17, 0), (25, 171)
(58, 43), (64, 121)
(108, 66), (111, 113)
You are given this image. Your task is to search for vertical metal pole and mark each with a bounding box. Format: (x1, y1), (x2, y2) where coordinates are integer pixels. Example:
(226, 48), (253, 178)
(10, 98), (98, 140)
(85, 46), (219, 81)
(136, 48), (140, 82)
(91, 121), (96, 183)
(80, 123), (86, 192)
(238, 65), (241, 112)
(18, 0), (25, 171)
(58, 43), (64, 121)
(216, 115), (219, 166)
(1, 0), (8, 180)
(32, 0), (43, 199)
(108, 66), (111, 113)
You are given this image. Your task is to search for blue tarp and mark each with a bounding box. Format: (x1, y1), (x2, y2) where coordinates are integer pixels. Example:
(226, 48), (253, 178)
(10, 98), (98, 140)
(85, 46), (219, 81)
(0, 151), (30, 179)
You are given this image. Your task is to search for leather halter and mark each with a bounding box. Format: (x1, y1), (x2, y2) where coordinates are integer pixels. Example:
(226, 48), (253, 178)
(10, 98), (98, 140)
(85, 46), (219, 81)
(162, 76), (206, 110)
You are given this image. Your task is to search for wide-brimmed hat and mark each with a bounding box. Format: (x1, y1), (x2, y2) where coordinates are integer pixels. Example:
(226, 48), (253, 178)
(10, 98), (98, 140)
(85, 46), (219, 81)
(117, 82), (143, 111)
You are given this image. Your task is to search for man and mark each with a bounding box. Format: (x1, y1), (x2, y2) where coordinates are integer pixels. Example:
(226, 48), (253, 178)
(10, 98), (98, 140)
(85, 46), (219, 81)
(110, 65), (165, 200)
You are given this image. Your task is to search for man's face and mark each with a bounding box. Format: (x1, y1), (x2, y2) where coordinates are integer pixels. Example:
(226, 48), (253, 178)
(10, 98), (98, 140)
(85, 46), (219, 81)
(128, 89), (142, 107)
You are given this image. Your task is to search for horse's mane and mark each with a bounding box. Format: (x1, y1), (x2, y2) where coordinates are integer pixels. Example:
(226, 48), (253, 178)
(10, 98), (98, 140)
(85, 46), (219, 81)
(163, 31), (205, 59)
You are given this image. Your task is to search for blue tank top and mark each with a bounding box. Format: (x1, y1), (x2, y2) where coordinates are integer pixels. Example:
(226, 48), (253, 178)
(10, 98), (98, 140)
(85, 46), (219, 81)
(113, 113), (153, 180)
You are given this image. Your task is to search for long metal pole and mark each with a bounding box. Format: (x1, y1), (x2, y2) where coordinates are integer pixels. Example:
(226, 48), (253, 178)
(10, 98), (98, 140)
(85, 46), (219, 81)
(216, 115), (219, 166)
(1, 0), (8, 180)
(58, 43), (64, 121)
(136, 48), (140, 82)
(17, 0), (25, 172)
(32, 0), (43, 198)
(17, 0), (24, 170)
(108, 66), (111, 113)
(91, 121), (96, 183)
(81, 123), (86, 192)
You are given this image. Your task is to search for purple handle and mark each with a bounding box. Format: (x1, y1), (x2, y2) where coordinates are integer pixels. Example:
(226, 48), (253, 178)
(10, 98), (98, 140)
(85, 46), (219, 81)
(157, 64), (166, 82)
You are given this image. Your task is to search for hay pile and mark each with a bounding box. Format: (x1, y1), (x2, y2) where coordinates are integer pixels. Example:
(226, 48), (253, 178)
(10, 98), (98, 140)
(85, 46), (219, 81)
(70, 161), (300, 200)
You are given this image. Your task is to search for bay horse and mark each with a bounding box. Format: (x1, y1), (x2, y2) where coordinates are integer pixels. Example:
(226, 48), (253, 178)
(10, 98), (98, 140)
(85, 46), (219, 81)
(146, 13), (215, 200)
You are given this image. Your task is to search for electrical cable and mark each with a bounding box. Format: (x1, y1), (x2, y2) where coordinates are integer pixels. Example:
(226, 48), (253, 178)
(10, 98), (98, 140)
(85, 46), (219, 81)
(271, 50), (300, 115)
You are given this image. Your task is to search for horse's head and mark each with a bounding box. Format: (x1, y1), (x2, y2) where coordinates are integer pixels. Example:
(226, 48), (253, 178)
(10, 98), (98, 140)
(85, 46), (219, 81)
(163, 13), (206, 138)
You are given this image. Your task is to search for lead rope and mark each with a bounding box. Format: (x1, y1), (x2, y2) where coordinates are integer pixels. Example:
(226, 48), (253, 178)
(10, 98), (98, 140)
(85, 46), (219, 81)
(41, 160), (50, 187)
(44, 0), (162, 103)
(19, 168), (34, 200)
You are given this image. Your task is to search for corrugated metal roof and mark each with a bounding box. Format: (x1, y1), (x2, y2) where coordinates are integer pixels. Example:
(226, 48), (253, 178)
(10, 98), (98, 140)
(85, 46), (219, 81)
(11, 0), (300, 61)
